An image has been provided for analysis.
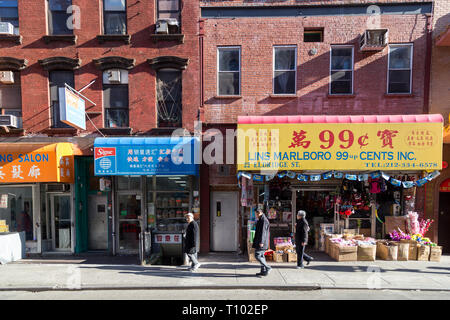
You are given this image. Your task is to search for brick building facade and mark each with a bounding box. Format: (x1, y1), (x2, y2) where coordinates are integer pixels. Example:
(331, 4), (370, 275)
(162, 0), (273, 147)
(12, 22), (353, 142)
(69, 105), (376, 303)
(199, 0), (436, 253)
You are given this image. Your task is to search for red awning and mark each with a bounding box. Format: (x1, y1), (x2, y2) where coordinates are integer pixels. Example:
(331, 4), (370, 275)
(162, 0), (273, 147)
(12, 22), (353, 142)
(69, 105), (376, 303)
(436, 26), (450, 46)
(238, 114), (444, 124)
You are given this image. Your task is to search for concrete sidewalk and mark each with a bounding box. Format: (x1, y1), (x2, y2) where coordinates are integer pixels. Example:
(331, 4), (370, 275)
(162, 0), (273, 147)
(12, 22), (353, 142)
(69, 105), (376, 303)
(0, 252), (449, 292)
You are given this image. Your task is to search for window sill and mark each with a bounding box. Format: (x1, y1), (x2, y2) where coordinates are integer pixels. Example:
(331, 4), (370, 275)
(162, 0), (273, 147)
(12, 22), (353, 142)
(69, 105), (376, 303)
(213, 95), (242, 99)
(269, 94), (298, 98)
(97, 34), (131, 45)
(43, 127), (78, 135)
(0, 34), (22, 45)
(0, 127), (25, 135)
(86, 111), (102, 117)
(150, 33), (185, 44)
(43, 35), (77, 45)
(327, 94), (356, 98)
(99, 127), (132, 135)
(385, 93), (414, 98)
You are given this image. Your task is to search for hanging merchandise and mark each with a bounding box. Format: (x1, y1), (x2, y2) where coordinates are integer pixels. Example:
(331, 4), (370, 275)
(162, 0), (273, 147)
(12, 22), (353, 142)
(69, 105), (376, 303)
(265, 174), (275, 181)
(371, 171), (382, 179)
(277, 171), (287, 178)
(241, 177), (247, 207)
(390, 178), (402, 187)
(241, 172), (252, 180)
(310, 174), (321, 182)
(264, 184), (270, 202)
(426, 171), (440, 181)
(286, 171), (296, 179)
(369, 178), (381, 194)
(322, 171), (333, 180)
(380, 179), (388, 192)
(297, 174), (308, 182)
(358, 174), (369, 182)
(253, 174), (264, 182)
(247, 178), (254, 207)
(381, 172), (390, 181)
(416, 178), (428, 187)
(402, 181), (415, 189)
(334, 171), (344, 179)
(268, 207), (277, 219)
(345, 174), (357, 181)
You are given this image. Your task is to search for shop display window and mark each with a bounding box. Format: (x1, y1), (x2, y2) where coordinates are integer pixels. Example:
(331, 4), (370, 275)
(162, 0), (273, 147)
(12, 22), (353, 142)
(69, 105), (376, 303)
(0, 186), (33, 240)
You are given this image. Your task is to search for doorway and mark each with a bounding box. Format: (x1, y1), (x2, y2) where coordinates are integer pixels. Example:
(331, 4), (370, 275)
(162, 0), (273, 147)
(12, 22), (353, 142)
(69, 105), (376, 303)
(438, 191), (450, 253)
(117, 192), (142, 254)
(50, 194), (72, 251)
(88, 195), (108, 251)
(210, 191), (238, 251)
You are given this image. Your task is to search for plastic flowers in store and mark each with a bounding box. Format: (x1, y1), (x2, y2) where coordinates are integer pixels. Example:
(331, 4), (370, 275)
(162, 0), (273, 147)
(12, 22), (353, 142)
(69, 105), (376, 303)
(389, 229), (411, 241)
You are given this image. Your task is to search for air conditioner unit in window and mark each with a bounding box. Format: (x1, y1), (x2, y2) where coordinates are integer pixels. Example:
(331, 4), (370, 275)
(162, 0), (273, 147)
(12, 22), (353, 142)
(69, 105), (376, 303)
(0, 22), (14, 35)
(360, 29), (388, 51)
(107, 69), (121, 83)
(156, 19), (179, 34)
(0, 115), (20, 128)
(0, 71), (14, 84)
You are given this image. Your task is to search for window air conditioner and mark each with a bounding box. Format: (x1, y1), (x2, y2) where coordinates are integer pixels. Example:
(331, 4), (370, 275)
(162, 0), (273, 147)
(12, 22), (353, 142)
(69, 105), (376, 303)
(156, 19), (169, 34)
(360, 29), (388, 51)
(107, 69), (121, 83)
(0, 71), (14, 84)
(0, 115), (20, 128)
(0, 22), (14, 35)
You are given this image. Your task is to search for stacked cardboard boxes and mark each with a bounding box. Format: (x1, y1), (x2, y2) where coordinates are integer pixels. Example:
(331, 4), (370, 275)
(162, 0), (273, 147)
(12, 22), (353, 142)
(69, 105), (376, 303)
(0, 220), (9, 233)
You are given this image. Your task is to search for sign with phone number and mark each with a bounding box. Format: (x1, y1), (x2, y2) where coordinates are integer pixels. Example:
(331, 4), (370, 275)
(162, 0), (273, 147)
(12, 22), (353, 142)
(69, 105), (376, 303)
(237, 122), (443, 171)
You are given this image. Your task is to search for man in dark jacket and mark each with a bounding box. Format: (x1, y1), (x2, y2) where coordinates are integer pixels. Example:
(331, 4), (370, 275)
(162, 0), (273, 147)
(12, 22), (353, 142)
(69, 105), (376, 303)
(295, 210), (314, 269)
(252, 209), (272, 276)
(184, 213), (200, 272)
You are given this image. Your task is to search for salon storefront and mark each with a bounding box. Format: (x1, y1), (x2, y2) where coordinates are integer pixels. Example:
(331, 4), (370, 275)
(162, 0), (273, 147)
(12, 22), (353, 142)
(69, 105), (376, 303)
(237, 114), (444, 250)
(0, 142), (81, 255)
(94, 137), (200, 260)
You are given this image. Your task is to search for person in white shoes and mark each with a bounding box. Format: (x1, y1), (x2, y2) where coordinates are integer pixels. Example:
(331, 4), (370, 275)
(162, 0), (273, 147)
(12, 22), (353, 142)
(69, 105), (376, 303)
(184, 213), (201, 272)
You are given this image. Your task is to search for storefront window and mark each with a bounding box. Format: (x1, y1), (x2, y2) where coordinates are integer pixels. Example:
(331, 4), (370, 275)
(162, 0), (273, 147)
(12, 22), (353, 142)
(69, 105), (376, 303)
(0, 186), (33, 240)
(117, 176), (141, 190)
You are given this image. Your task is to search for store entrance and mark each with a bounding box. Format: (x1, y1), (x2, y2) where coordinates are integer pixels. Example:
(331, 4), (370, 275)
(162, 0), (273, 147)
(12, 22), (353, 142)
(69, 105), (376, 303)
(117, 192), (142, 254)
(50, 194), (72, 251)
(438, 192), (450, 253)
(293, 187), (337, 250)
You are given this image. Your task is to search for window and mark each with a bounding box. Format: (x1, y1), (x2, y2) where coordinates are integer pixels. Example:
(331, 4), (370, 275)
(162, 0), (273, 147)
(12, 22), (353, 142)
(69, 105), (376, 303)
(157, 0), (180, 20)
(103, 69), (129, 128)
(0, 0), (19, 34)
(49, 70), (74, 128)
(330, 46), (354, 95)
(388, 44), (413, 94)
(157, 69), (182, 128)
(273, 46), (297, 95)
(48, 0), (72, 35)
(0, 71), (22, 128)
(304, 29), (323, 42)
(103, 0), (126, 35)
(217, 47), (240, 96)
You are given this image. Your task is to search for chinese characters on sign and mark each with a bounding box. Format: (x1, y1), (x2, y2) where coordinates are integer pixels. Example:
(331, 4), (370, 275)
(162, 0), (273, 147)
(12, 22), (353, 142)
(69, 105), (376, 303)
(155, 234), (182, 244)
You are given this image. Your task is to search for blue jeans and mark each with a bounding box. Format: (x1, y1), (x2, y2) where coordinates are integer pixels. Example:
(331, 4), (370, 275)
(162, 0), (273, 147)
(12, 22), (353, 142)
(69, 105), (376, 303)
(255, 250), (271, 273)
(187, 253), (199, 267)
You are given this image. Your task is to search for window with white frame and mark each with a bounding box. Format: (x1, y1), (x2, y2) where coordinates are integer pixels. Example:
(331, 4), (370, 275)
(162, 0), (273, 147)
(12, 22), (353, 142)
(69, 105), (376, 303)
(103, 69), (129, 128)
(0, 0), (19, 34)
(103, 0), (126, 35)
(273, 46), (297, 95)
(0, 71), (22, 128)
(217, 47), (240, 96)
(387, 44), (413, 94)
(330, 46), (354, 95)
(48, 0), (72, 35)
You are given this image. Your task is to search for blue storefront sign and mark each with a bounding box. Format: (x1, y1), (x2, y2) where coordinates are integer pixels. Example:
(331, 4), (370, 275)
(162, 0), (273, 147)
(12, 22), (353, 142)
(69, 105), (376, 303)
(94, 137), (199, 176)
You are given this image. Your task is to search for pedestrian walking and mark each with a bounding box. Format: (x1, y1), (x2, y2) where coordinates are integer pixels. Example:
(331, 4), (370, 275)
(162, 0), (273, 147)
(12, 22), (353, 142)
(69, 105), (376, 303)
(295, 210), (314, 269)
(252, 209), (272, 277)
(184, 213), (201, 272)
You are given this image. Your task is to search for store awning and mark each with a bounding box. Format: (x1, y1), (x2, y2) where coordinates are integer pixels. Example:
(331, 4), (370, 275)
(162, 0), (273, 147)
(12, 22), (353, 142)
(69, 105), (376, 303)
(0, 142), (82, 183)
(436, 25), (450, 46)
(94, 137), (200, 176)
(237, 114), (443, 171)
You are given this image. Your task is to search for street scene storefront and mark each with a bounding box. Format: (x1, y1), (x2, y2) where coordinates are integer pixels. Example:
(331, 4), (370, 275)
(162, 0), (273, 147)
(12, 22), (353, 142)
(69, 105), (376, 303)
(0, 142), (81, 261)
(237, 114), (444, 260)
(94, 137), (200, 263)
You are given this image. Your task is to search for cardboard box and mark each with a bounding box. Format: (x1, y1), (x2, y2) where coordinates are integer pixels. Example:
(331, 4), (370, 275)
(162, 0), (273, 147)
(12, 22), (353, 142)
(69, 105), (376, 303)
(400, 239), (418, 260)
(286, 251), (297, 262)
(357, 245), (376, 261)
(330, 244), (357, 262)
(429, 246), (442, 262)
(396, 241), (409, 261)
(247, 242), (257, 263)
(275, 245), (293, 252)
(376, 241), (398, 261)
(417, 244), (430, 261)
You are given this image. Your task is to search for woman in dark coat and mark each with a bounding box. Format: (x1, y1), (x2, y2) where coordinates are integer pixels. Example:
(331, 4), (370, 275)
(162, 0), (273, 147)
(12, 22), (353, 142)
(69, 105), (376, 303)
(295, 210), (314, 269)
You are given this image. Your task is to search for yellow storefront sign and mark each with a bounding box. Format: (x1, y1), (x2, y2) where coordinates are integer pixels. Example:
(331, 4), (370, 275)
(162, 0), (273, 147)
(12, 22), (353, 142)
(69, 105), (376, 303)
(0, 143), (80, 183)
(237, 123), (443, 171)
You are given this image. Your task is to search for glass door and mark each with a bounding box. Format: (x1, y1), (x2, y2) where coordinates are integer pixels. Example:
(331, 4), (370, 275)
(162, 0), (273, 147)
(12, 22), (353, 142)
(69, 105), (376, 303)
(117, 193), (142, 254)
(51, 194), (72, 251)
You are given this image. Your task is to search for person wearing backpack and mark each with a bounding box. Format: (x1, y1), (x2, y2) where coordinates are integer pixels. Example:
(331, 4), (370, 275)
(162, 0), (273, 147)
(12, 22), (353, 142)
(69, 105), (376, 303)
(295, 210), (314, 269)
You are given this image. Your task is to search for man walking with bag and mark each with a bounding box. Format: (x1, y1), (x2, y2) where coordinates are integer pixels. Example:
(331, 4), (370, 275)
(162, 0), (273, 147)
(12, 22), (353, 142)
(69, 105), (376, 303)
(253, 209), (272, 277)
(184, 213), (201, 272)
(295, 210), (314, 269)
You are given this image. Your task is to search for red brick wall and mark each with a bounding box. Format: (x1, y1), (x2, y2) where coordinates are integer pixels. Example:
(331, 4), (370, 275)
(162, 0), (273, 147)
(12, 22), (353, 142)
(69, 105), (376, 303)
(203, 14), (429, 123)
(200, 0), (430, 7)
(0, 0), (200, 135)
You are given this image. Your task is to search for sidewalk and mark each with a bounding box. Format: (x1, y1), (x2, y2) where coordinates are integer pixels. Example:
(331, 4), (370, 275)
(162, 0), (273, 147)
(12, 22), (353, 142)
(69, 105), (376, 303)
(0, 252), (449, 292)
